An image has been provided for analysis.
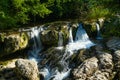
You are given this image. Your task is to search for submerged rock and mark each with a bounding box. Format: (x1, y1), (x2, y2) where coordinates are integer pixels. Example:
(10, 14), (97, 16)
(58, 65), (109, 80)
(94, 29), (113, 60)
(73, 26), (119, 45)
(0, 32), (29, 57)
(15, 59), (39, 80)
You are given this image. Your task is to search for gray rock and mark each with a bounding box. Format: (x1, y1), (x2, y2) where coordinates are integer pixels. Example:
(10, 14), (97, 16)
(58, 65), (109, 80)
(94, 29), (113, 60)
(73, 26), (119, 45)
(15, 59), (39, 80)
(113, 50), (120, 79)
(0, 32), (29, 57)
(87, 70), (109, 80)
(41, 30), (59, 46)
(97, 52), (113, 70)
(72, 57), (98, 80)
(114, 50), (120, 61)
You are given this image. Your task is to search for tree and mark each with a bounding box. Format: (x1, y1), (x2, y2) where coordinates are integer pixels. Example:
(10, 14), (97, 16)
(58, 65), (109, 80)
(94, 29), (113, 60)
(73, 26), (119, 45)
(0, 0), (52, 29)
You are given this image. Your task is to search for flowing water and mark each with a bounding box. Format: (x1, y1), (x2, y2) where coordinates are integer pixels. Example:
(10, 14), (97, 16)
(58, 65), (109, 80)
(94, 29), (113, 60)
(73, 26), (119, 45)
(27, 26), (43, 62)
(96, 23), (102, 40)
(68, 27), (74, 43)
(57, 31), (64, 50)
(26, 23), (95, 80)
(67, 24), (95, 52)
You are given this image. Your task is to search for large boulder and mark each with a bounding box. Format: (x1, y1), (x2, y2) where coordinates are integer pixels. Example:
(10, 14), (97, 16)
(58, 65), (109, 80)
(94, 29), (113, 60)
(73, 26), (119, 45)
(72, 57), (98, 80)
(0, 32), (29, 57)
(41, 22), (69, 47)
(87, 70), (110, 80)
(41, 30), (59, 47)
(96, 52), (114, 80)
(15, 59), (39, 80)
(97, 52), (113, 70)
(113, 50), (120, 79)
(113, 50), (120, 71)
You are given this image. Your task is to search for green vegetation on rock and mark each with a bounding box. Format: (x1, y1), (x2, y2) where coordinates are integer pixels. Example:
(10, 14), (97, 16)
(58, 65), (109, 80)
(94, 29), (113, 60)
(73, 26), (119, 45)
(0, 32), (29, 57)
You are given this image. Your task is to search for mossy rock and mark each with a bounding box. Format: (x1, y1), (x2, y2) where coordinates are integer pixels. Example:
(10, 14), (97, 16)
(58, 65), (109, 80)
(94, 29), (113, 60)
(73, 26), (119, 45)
(83, 23), (97, 39)
(41, 30), (59, 47)
(0, 32), (29, 58)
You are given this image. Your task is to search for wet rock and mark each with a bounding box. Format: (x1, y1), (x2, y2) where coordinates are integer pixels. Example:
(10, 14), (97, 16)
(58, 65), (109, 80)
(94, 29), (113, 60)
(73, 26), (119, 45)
(0, 32), (29, 57)
(41, 30), (59, 47)
(70, 49), (95, 67)
(38, 47), (65, 69)
(72, 57), (98, 80)
(106, 37), (120, 51)
(41, 23), (69, 47)
(15, 59), (39, 80)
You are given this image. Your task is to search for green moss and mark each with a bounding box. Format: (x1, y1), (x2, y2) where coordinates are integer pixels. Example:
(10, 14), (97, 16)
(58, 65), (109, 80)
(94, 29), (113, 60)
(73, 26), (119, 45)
(0, 33), (5, 42)
(19, 32), (29, 49)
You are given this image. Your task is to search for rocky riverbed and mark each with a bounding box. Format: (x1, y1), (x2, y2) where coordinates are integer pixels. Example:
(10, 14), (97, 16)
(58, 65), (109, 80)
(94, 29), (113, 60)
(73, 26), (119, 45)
(0, 22), (120, 80)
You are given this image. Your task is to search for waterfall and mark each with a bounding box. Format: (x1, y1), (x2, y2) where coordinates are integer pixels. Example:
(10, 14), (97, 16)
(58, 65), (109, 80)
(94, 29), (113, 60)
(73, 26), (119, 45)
(27, 26), (43, 62)
(50, 23), (95, 80)
(57, 31), (64, 50)
(25, 23), (94, 80)
(69, 27), (74, 43)
(67, 23), (74, 43)
(96, 23), (102, 40)
(75, 24), (89, 41)
(67, 23), (95, 52)
(58, 31), (63, 47)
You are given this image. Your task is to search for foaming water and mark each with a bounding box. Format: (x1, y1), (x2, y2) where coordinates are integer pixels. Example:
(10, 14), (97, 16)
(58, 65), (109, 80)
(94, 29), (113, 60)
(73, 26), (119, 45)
(25, 23), (95, 80)
(27, 26), (44, 62)
(67, 24), (95, 52)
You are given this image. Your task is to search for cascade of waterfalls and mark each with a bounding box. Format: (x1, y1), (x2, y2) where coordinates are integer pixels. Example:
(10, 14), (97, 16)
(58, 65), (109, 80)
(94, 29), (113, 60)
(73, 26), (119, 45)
(50, 23), (95, 80)
(26, 23), (95, 80)
(96, 23), (102, 40)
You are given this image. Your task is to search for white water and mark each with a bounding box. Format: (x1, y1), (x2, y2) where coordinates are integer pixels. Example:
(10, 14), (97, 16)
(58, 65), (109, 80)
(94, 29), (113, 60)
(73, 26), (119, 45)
(57, 31), (64, 50)
(67, 24), (95, 52)
(50, 23), (95, 80)
(69, 27), (74, 43)
(27, 26), (43, 62)
(26, 23), (95, 80)
(96, 23), (102, 40)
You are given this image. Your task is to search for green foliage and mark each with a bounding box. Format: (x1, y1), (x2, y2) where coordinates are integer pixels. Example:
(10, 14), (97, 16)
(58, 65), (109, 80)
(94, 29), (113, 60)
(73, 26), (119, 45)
(87, 7), (110, 19)
(0, 0), (52, 29)
(102, 16), (120, 37)
(0, 0), (119, 29)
